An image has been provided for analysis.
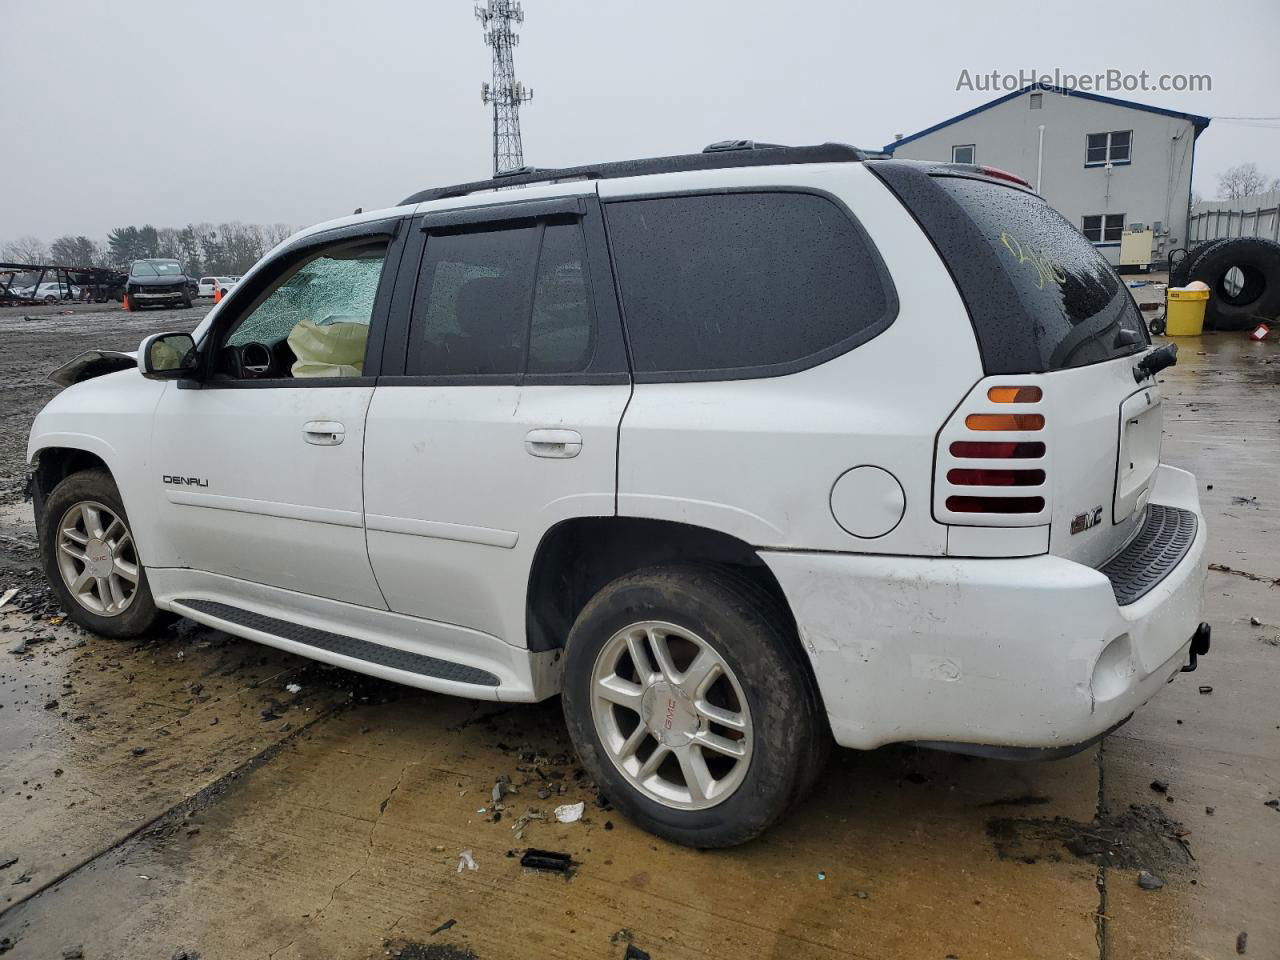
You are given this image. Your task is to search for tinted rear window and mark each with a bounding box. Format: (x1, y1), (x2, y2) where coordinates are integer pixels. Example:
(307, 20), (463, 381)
(870, 163), (1148, 373)
(605, 192), (895, 380)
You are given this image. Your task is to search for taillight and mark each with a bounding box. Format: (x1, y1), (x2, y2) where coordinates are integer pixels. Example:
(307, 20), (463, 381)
(936, 381), (1049, 525)
(947, 468), (1045, 486)
(950, 441), (1045, 459)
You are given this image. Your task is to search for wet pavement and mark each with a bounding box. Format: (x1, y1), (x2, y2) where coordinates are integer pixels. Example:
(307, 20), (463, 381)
(0, 318), (1277, 959)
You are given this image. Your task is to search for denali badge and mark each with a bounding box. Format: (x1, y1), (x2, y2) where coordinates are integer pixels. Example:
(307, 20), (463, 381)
(163, 475), (209, 487)
(1071, 505), (1103, 535)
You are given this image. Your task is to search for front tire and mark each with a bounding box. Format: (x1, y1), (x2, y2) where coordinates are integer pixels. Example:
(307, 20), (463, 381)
(561, 564), (827, 848)
(39, 469), (163, 638)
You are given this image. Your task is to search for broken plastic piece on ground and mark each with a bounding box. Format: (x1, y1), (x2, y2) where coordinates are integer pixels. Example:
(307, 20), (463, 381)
(624, 945), (652, 960)
(554, 801), (585, 823)
(519, 848), (573, 873)
(1250, 323), (1270, 342)
(285, 683), (301, 694)
(456, 849), (478, 873)
(430, 919), (456, 936)
(0, 588), (18, 610)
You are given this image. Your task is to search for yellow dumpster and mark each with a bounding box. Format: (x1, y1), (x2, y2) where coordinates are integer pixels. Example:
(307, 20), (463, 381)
(1166, 287), (1209, 336)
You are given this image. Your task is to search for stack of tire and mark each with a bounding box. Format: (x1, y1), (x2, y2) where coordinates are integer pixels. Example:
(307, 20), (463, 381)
(1171, 237), (1280, 330)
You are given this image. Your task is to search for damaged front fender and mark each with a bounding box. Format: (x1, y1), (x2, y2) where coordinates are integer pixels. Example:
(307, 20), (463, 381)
(48, 350), (138, 388)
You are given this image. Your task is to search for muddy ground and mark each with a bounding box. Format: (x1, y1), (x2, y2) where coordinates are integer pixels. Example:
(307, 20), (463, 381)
(0, 301), (1277, 959)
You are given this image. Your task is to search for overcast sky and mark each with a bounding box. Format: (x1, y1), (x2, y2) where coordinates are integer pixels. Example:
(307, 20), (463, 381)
(2, 0), (1277, 243)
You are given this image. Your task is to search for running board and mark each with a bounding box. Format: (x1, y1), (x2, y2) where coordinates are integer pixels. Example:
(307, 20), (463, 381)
(173, 598), (501, 687)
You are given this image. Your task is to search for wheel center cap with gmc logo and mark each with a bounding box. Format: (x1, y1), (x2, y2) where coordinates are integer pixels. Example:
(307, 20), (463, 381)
(84, 538), (114, 578)
(641, 681), (698, 747)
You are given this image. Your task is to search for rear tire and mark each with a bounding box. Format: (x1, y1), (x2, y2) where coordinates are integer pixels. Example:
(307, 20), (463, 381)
(561, 563), (827, 848)
(39, 469), (163, 639)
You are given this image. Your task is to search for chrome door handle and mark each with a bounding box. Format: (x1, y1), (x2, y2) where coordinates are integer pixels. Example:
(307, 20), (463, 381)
(524, 428), (582, 458)
(303, 420), (345, 445)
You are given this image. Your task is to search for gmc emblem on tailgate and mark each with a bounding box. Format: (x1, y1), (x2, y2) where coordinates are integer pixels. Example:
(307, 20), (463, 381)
(1071, 505), (1103, 535)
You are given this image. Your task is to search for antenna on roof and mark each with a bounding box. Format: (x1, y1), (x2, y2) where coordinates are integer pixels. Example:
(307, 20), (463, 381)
(475, 1), (534, 177)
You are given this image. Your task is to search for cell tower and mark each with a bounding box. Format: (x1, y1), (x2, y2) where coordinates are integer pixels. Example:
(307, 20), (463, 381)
(476, 1), (533, 176)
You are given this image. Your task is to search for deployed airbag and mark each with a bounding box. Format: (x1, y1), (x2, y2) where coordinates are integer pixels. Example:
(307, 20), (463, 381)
(288, 316), (368, 378)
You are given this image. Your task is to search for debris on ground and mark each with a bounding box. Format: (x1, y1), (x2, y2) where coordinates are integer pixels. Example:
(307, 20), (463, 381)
(1206, 806), (1215, 816)
(0, 856), (16, 871)
(1250, 616), (1263, 626)
(623, 945), (651, 960)
(1237, 931), (1248, 954)
(0, 587), (17, 610)
(285, 683), (301, 694)
(987, 803), (1193, 871)
(386, 941), (477, 960)
(519, 848), (573, 874)
(1150, 779), (1170, 793)
(1137, 870), (1165, 890)
(60, 948), (84, 960)
(456, 849), (478, 873)
(1264, 799), (1279, 810)
(1199, 685), (1213, 695)
(554, 801), (585, 823)
(492, 775), (509, 804)
(429, 919), (456, 936)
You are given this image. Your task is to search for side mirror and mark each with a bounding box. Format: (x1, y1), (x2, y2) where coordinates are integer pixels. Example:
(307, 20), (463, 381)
(139, 332), (199, 380)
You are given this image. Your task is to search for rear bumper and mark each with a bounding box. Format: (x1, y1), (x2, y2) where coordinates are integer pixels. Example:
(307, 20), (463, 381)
(761, 464), (1207, 753)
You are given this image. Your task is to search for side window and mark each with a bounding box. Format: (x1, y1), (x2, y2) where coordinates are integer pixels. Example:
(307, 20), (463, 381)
(407, 226), (538, 377)
(223, 240), (388, 379)
(405, 218), (598, 378)
(528, 222), (595, 375)
(605, 192), (894, 379)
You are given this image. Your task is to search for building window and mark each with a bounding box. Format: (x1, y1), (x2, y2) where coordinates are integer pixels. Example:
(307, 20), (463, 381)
(1029, 92), (1043, 109)
(951, 144), (975, 165)
(1086, 131), (1132, 166)
(1082, 213), (1125, 243)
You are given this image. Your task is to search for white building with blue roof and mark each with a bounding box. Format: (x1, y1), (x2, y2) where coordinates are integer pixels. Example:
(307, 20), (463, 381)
(884, 84), (1211, 268)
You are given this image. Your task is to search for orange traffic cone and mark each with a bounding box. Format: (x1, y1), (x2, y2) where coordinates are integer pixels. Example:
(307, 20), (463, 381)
(122, 293), (132, 312)
(213, 285), (222, 304)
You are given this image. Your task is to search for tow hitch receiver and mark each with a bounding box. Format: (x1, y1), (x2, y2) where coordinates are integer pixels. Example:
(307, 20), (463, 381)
(1181, 622), (1211, 673)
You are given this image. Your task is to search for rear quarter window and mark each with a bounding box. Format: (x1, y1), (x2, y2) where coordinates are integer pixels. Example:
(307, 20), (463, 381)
(604, 191), (896, 380)
(869, 163), (1148, 373)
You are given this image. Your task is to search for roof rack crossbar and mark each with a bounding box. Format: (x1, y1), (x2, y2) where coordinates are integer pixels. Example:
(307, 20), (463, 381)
(400, 141), (868, 206)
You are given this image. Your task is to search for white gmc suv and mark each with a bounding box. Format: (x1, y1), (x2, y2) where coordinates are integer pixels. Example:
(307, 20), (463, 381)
(27, 142), (1209, 847)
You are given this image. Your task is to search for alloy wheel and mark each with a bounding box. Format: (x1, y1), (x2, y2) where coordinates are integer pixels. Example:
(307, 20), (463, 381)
(590, 620), (752, 810)
(55, 500), (140, 617)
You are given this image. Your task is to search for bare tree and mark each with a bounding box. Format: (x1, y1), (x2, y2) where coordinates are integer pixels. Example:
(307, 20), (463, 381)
(1, 235), (50, 265)
(263, 223), (296, 249)
(1217, 162), (1274, 200)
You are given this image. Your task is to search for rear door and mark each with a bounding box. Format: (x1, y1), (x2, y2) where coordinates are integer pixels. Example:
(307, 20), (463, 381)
(871, 162), (1157, 565)
(362, 193), (630, 645)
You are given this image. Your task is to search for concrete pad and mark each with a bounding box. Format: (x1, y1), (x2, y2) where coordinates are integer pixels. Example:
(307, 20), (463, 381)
(0, 696), (1106, 959)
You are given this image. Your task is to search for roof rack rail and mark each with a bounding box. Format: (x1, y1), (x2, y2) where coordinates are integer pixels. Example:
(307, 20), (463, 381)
(399, 141), (869, 206)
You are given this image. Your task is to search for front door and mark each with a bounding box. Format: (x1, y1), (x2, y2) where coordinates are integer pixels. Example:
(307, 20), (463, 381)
(148, 224), (404, 608)
(363, 195), (631, 644)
